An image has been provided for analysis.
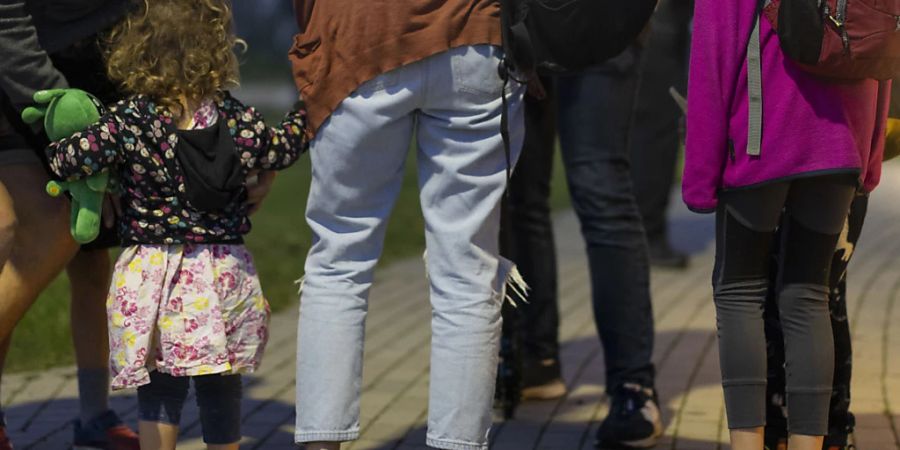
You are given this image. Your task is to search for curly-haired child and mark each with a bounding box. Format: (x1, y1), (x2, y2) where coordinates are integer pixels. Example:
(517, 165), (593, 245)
(44, 1), (307, 449)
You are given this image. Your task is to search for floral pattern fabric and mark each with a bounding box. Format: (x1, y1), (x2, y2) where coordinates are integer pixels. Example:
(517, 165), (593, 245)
(46, 92), (307, 245)
(109, 243), (270, 390)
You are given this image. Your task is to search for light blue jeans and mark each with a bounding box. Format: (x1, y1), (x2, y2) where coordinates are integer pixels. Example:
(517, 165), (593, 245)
(294, 45), (525, 450)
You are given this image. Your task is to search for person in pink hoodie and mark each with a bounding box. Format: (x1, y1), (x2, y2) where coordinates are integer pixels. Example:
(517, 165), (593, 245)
(682, 0), (890, 448)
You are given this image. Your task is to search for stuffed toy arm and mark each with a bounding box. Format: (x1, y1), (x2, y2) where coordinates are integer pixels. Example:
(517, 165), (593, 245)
(46, 173), (110, 243)
(22, 89), (122, 243)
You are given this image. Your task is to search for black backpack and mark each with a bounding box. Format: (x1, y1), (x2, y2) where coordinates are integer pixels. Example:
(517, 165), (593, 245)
(499, 0), (658, 75)
(495, 0), (658, 183)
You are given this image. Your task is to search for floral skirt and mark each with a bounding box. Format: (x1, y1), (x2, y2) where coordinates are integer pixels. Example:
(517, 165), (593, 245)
(108, 244), (270, 390)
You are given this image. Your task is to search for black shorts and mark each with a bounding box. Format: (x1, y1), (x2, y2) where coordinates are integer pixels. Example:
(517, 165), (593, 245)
(0, 36), (121, 250)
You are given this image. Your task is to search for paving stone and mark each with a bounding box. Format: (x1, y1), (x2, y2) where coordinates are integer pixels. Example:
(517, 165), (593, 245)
(5, 165), (900, 449)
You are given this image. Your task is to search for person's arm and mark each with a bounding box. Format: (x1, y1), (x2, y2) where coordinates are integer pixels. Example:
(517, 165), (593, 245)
(226, 94), (308, 171)
(45, 112), (129, 180)
(0, 0), (68, 111)
(682, 0), (748, 213)
(256, 105), (308, 170)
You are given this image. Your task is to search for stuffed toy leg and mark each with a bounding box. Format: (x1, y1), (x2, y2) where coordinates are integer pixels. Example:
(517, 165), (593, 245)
(21, 89), (111, 243)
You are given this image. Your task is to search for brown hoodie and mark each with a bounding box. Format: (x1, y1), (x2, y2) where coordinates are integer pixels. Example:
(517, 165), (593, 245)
(290, 0), (502, 136)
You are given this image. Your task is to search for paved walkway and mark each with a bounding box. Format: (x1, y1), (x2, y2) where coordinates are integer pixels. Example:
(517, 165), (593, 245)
(4, 164), (900, 449)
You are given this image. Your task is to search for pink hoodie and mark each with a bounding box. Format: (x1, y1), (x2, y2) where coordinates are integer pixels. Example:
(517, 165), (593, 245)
(682, 0), (891, 213)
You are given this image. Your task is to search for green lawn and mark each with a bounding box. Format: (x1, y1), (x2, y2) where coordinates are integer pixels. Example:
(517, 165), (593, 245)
(6, 147), (571, 373)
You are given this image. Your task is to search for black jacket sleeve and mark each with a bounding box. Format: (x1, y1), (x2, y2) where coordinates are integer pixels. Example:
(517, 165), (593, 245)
(0, 0), (68, 111)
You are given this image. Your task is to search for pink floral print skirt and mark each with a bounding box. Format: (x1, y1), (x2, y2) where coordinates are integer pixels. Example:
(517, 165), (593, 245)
(108, 244), (270, 390)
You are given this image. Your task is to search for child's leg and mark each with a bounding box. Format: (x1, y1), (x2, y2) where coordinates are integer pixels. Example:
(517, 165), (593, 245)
(713, 183), (788, 449)
(193, 374), (242, 449)
(824, 194), (868, 446)
(137, 371), (190, 450)
(778, 175), (856, 446)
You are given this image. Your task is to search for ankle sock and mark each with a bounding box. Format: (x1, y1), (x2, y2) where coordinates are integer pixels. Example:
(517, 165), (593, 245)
(77, 368), (111, 424)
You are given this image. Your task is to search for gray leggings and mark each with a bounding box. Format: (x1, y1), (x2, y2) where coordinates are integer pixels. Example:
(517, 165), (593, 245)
(713, 174), (857, 435)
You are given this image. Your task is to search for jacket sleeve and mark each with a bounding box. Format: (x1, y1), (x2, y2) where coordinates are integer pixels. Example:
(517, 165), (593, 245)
(227, 95), (308, 171)
(250, 105), (308, 171)
(865, 79), (892, 187)
(682, 0), (747, 213)
(46, 113), (130, 180)
(0, 1), (68, 111)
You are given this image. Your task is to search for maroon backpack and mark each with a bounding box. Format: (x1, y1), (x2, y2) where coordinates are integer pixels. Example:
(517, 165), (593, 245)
(744, 0), (899, 157)
(763, 0), (900, 80)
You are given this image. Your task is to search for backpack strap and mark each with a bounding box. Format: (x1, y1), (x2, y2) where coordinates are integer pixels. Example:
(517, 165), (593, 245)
(746, 1), (766, 157)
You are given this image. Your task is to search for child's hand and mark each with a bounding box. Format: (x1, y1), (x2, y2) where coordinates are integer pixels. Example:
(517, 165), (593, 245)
(246, 170), (276, 215)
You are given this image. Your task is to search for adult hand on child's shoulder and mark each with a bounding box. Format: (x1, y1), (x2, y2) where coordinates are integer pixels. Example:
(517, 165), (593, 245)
(246, 170), (277, 215)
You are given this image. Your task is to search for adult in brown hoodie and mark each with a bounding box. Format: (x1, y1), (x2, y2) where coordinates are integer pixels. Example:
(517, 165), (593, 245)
(290, 2), (525, 450)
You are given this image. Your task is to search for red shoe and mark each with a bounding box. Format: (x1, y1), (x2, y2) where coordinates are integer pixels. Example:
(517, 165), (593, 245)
(102, 424), (140, 450)
(72, 410), (139, 450)
(0, 423), (13, 450)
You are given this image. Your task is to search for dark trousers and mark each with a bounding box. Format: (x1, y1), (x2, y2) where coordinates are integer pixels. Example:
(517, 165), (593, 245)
(629, 0), (693, 241)
(713, 175), (857, 435)
(764, 195), (868, 444)
(503, 48), (656, 392)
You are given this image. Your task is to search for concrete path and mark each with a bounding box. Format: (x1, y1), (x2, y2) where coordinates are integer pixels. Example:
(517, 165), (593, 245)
(4, 163), (900, 449)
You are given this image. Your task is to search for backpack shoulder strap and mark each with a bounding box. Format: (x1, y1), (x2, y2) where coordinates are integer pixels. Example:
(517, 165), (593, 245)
(746, 0), (766, 157)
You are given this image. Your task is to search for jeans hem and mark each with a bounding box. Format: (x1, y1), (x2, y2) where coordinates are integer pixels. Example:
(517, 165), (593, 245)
(294, 429), (360, 443)
(425, 436), (488, 450)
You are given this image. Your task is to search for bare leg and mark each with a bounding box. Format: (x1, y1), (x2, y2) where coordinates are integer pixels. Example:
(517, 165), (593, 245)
(730, 427), (764, 450)
(67, 248), (114, 423)
(304, 443), (341, 450)
(788, 434), (824, 450)
(138, 421), (179, 450)
(68, 249), (112, 370)
(0, 165), (79, 342)
(207, 443), (240, 450)
(0, 336), (8, 403)
(0, 181), (15, 268)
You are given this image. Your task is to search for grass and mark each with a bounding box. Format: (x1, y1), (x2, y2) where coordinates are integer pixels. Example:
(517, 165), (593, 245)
(5, 144), (571, 373)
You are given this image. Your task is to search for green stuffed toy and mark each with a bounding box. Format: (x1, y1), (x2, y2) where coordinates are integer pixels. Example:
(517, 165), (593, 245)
(21, 89), (111, 244)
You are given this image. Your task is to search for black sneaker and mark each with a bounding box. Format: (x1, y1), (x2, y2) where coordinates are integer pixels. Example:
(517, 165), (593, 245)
(647, 237), (688, 269)
(521, 358), (567, 401)
(823, 412), (855, 450)
(595, 383), (663, 449)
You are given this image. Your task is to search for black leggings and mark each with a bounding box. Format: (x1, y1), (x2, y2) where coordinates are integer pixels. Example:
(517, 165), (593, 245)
(137, 371), (243, 445)
(713, 174), (857, 435)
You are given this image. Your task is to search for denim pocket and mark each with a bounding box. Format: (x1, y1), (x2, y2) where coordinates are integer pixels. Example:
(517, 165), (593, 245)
(451, 45), (505, 99)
